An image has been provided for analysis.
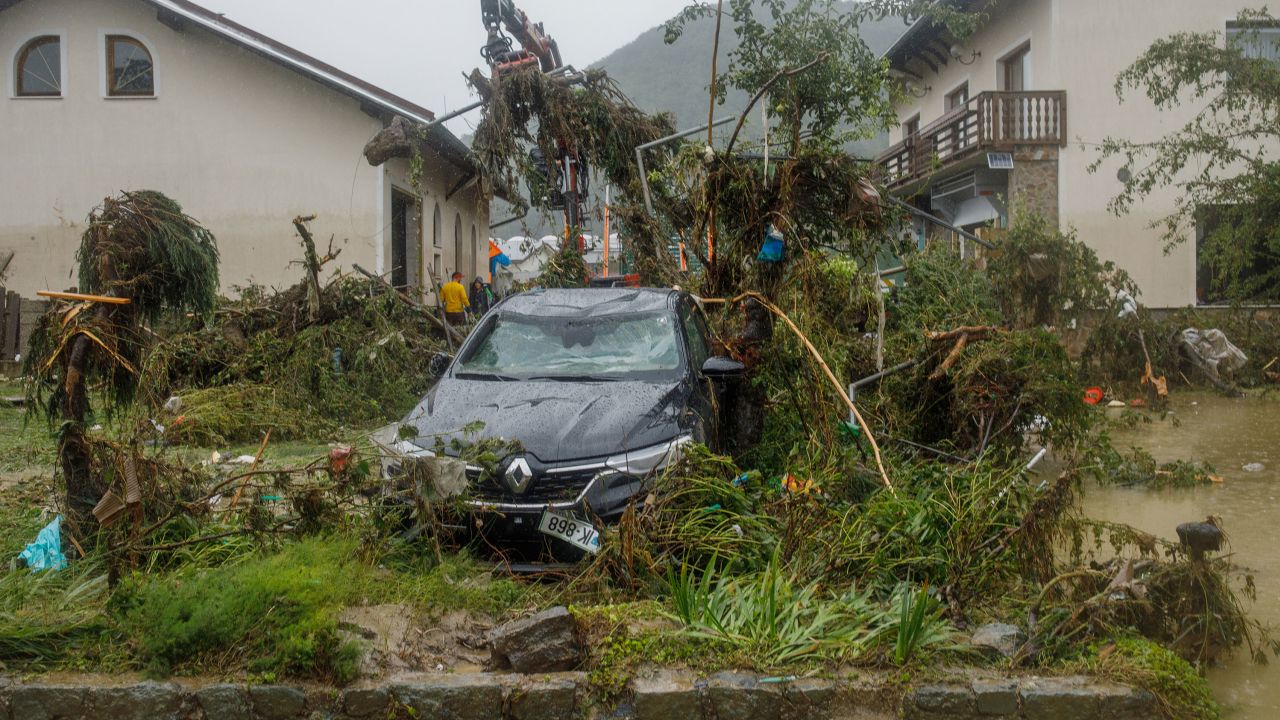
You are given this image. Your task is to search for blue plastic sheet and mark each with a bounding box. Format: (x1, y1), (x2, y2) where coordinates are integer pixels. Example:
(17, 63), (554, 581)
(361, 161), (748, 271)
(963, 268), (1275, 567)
(19, 515), (67, 572)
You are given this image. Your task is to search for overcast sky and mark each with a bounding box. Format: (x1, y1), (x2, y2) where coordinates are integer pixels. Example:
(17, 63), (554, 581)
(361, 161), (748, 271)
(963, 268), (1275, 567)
(204, 0), (694, 133)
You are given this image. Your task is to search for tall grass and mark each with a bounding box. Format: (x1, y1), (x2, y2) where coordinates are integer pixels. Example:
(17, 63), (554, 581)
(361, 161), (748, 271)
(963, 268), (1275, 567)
(667, 551), (884, 665)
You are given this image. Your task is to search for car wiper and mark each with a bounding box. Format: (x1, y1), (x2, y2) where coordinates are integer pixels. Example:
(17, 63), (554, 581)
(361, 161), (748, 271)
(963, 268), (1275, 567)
(454, 371), (517, 381)
(527, 374), (620, 382)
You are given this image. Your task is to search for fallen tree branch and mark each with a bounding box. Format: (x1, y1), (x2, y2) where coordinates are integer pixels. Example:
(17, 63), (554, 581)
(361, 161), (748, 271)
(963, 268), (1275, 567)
(353, 263), (464, 346)
(726, 291), (895, 494)
(929, 333), (969, 381)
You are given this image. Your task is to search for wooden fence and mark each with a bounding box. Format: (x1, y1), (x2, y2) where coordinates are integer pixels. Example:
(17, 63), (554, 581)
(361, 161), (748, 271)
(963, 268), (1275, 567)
(1, 288), (49, 370)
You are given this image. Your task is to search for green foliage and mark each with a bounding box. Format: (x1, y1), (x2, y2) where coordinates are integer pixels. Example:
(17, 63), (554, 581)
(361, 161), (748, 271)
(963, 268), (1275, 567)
(1094, 8), (1280, 303)
(76, 190), (220, 325)
(0, 560), (111, 664)
(667, 0), (895, 150)
(121, 537), (365, 682)
(886, 583), (959, 666)
(139, 277), (448, 441)
(667, 550), (884, 665)
(894, 243), (1000, 333)
(819, 462), (1035, 599)
(1086, 441), (1217, 489)
(987, 215), (1137, 329)
(536, 240), (591, 288)
(1084, 638), (1219, 720)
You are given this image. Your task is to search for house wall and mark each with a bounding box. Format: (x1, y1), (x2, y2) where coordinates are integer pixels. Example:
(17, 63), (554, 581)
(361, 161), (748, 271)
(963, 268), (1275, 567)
(0, 0), (487, 299)
(886, 0), (1259, 308)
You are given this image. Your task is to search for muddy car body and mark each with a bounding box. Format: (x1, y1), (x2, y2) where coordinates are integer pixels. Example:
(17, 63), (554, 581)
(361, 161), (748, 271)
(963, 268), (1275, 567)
(392, 287), (742, 558)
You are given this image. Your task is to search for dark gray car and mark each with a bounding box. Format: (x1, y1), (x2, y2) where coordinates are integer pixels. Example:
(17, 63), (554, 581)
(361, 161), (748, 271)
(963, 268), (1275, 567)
(393, 287), (742, 558)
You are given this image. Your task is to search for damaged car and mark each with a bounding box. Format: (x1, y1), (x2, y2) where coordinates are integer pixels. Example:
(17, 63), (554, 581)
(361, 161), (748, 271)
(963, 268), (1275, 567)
(385, 287), (744, 560)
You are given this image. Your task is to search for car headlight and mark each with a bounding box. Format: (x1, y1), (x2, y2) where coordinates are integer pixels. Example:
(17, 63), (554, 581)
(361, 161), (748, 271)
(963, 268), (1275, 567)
(605, 436), (691, 477)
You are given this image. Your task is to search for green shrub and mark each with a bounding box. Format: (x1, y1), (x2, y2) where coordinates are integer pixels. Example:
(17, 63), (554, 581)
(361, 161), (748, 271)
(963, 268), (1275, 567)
(121, 537), (366, 682)
(1085, 637), (1219, 720)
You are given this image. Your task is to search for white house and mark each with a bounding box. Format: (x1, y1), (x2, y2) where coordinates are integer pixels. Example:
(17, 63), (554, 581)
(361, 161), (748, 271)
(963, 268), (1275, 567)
(878, 0), (1268, 308)
(0, 0), (490, 302)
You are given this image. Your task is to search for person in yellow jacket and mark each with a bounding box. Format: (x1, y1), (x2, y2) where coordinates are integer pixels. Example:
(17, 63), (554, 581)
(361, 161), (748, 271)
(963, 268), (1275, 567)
(441, 271), (470, 326)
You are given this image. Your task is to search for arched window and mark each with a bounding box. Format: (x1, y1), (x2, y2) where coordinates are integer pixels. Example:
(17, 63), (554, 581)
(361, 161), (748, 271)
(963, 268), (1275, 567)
(15, 36), (61, 97)
(453, 214), (463, 277)
(432, 203), (442, 248)
(107, 35), (154, 97)
(470, 225), (479, 277)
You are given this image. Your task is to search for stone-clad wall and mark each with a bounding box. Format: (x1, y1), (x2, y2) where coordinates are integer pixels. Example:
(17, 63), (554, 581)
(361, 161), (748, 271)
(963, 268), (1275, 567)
(1010, 145), (1062, 225)
(0, 671), (1161, 720)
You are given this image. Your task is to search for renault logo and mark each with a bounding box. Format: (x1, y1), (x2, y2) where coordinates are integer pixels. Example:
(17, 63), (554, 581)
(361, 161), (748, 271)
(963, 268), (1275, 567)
(504, 457), (533, 494)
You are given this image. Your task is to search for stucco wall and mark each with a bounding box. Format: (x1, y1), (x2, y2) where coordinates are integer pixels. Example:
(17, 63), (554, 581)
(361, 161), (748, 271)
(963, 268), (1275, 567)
(887, 0), (1260, 308)
(0, 0), (487, 299)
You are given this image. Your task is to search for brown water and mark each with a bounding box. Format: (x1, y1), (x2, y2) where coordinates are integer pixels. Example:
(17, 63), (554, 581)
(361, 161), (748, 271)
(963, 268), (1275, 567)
(1081, 392), (1280, 719)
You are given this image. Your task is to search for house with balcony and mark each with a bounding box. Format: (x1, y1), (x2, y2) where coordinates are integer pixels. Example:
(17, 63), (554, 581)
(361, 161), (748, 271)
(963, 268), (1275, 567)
(878, 0), (1262, 308)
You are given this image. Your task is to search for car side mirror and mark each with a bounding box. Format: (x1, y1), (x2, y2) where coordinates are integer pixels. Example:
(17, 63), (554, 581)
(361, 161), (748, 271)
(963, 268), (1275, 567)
(429, 352), (453, 378)
(701, 356), (745, 381)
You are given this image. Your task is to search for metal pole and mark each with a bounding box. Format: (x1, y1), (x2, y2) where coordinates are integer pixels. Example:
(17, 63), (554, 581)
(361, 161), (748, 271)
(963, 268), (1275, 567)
(636, 116), (735, 216)
(887, 196), (996, 250)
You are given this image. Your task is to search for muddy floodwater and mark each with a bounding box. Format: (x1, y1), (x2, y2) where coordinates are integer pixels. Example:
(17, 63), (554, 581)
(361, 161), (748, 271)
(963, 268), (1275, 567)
(1081, 392), (1280, 719)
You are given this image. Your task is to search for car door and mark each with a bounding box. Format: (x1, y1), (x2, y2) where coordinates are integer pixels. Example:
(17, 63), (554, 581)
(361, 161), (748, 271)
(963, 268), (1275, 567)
(677, 296), (718, 448)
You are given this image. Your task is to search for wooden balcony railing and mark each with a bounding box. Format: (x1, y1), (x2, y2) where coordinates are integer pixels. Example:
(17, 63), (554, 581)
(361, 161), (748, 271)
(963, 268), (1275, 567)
(877, 90), (1067, 188)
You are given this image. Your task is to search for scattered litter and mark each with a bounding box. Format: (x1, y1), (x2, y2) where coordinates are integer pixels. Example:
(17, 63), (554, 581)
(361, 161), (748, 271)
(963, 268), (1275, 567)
(210, 451), (223, 464)
(1083, 387), (1104, 405)
(1180, 328), (1247, 381)
(1243, 463), (1266, 473)
(164, 395), (184, 413)
(230, 455), (258, 465)
(18, 516), (67, 572)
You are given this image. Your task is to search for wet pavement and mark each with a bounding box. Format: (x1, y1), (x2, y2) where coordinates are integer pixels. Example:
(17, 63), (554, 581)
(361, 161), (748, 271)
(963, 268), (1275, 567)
(1082, 391), (1280, 720)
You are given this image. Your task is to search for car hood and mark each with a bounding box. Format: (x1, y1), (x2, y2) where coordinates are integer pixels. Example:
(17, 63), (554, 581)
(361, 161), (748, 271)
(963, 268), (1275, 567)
(402, 378), (686, 462)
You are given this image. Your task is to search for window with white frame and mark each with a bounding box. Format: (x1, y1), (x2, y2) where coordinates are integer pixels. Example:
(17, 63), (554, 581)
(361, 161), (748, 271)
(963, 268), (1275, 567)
(1227, 21), (1280, 63)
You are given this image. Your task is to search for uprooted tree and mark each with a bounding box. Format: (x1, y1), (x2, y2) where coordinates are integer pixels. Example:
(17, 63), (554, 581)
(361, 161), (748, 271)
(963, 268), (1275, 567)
(25, 191), (219, 523)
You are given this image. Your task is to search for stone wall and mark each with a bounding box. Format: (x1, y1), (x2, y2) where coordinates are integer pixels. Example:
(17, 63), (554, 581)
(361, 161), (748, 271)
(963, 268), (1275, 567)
(1010, 145), (1061, 225)
(0, 671), (1161, 720)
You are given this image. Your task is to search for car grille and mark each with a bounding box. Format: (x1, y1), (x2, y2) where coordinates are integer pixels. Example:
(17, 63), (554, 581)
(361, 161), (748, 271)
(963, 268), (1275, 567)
(467, 467), (600, 505)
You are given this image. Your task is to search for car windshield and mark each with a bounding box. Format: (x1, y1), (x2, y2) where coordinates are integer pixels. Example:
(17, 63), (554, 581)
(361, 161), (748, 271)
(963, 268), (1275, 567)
(456, 310), (683, 381)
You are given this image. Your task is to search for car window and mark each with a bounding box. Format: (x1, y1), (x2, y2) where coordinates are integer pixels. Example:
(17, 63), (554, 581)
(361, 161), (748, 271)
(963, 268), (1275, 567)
(457, 310), (683, 381)
(679, 300), (710, 371)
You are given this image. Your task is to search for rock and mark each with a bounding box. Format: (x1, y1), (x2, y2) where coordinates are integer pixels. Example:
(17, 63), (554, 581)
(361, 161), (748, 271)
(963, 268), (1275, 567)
(970, 623), (1027, 658)
(248, 685), (307, 720)
(510, 677), (577, 720)
(632, 671), (701, 720)
(197, 684), (251, 720)
(973, 679), (1018, 716)
(909, 684), (975, 716)
(10, 684), (88, 720)
(705, 672), (781, 720)
(1019, 678), (1098, 720)
(1243, 462), (1265, 473)
(391, 674), (504, 720)
(488, 606), (581, 672)
(91, 682), (184, 720)
(781, 678), (835, 720)
(341, 687), (390, 717)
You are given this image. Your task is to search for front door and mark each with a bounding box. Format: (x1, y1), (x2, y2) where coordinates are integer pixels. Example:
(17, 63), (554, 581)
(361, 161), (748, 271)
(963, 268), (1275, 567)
(391, 190), (420, 290)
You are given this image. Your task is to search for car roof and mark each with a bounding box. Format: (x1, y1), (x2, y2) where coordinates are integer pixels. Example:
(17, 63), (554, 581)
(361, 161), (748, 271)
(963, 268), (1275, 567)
(499, 287), (680, 318)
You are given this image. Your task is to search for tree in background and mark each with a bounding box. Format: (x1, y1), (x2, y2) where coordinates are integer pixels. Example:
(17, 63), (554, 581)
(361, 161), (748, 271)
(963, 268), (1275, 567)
(1094, 8), (1280, 304)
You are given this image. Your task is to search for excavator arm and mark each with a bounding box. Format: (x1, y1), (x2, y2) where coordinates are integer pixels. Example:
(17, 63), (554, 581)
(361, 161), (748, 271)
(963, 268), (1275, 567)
(481, 0), (563, 74)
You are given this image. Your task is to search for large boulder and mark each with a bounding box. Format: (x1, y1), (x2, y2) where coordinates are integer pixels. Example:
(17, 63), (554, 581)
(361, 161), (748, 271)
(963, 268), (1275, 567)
(488, 606), (581, 673)
(970, 622), (1027, 658)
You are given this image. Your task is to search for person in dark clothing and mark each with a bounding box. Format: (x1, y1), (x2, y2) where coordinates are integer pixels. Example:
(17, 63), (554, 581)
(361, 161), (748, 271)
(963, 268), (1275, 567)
(469, 277), (493, 317)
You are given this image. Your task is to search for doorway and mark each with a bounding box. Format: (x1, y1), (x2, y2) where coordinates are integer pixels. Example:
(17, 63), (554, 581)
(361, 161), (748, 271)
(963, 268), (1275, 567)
(391, 189), (420, 290)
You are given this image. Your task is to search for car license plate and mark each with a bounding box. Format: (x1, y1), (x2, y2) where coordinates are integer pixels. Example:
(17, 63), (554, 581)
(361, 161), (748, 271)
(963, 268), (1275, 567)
(538, 511), (600, 554)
